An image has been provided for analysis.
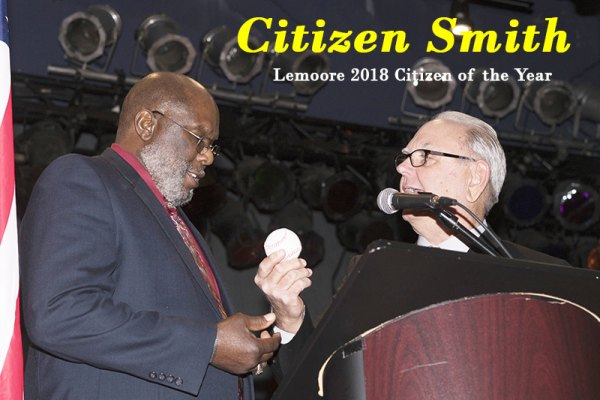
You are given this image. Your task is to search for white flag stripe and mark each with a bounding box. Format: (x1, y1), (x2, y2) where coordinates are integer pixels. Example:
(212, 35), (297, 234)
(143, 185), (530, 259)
(0, 41), (9, 115)
(0, 191), (19, 368)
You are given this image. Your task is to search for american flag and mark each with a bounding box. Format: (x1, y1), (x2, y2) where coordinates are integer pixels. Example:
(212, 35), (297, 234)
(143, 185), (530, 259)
(0, 0), (24, 398)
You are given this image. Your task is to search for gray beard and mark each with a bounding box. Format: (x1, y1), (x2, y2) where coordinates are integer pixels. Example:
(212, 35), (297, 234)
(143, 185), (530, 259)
(139, 141), (194, 207)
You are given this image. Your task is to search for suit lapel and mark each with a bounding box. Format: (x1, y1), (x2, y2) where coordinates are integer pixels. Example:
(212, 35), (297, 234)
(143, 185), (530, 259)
(180, 211), (235, 315)
(100, 149), (226, 319)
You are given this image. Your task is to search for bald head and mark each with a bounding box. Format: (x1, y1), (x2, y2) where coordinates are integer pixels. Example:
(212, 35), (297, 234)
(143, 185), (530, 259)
(116, 72), (217, 147)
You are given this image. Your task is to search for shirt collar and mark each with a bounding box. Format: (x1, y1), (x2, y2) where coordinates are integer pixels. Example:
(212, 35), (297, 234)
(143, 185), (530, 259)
(417, 222), (487, 253)
(111, 143), (170, 209)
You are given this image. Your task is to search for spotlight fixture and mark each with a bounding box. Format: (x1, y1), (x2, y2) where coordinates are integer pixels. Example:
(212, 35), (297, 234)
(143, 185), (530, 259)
(523, 80), (577, 126)
(587, 240), (600, 270)
(271, 51), (331, 96)
(553, 181), (600, 231)
(450, 0), (473, 36)
(321, 171), (367, 221)
(209, 201), (266, 269)
(58, 4), (121, 66)
(236, 158), (296, 212)
(249, 161), (296, 212)
(300, 167), (368, 221)
(15, 120), (73, 166)
(574, 84), (600, 124)
(337, 211), (396, 253)
(297, 231), (325, 267)
(299, 164), (336, 209)
(464, 68), (521, 118)
(268, 201), (314, 235)
(201, 26), (264, 84)
(406, 58), (457, 109)
(134, 14), (196, 74)
(501, 175), (549, 227)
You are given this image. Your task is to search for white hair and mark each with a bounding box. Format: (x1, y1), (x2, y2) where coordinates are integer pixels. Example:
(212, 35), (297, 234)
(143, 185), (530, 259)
(431, 111), (506, 214)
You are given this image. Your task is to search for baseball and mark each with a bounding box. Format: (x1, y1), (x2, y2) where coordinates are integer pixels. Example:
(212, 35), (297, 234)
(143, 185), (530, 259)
(264, 228), (302, 260)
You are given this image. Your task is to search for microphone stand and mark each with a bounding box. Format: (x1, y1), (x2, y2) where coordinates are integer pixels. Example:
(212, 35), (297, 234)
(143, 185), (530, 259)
(434, 209), (501, 257)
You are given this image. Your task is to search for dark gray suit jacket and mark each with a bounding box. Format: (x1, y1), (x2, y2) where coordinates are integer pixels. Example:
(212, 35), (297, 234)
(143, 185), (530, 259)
(20, 149), (252, 399)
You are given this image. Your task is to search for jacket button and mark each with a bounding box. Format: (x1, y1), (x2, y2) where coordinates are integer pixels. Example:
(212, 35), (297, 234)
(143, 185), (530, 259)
(175, 377), (183, 386)
(158, 373), (166, 381)
(149, 372), (157, 379)
(166, 375), (175, 383)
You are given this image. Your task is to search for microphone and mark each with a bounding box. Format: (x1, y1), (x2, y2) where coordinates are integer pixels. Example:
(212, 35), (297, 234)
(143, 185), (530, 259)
(377, 188), (457, 215)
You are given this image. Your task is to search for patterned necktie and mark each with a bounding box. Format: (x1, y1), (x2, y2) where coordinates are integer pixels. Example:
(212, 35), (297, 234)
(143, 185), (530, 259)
(168, 207), (244, 399)
(167, 207), (227, 318)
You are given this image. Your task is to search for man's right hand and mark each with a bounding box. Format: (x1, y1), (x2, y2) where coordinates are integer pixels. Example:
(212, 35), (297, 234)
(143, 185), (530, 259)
(210, 312), (281, 375)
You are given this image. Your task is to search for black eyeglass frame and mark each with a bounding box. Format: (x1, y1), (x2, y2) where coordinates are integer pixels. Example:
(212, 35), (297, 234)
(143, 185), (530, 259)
(395, 149), (476, 168)
(151, 110), (220, 157)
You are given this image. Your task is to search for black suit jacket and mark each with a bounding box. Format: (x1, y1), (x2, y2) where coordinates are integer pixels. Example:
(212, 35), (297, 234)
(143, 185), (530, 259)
(20, 149), (253, 399)
(480, 239), (570, 266)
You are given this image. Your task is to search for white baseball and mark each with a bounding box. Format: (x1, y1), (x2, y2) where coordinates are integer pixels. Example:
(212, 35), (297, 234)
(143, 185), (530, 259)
(264, 228), (302, 260)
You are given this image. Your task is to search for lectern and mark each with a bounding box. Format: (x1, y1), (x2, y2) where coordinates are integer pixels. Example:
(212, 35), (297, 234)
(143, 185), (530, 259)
(272, 241), (600, 400)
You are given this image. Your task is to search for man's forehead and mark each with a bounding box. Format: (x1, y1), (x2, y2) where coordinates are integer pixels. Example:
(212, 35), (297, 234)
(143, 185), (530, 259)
(409, 120), (466, 148)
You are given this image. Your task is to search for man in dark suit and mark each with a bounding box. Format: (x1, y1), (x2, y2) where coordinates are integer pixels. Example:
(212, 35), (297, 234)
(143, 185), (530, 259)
(394, 111), (568, 264)
(19, 72), (312, 399)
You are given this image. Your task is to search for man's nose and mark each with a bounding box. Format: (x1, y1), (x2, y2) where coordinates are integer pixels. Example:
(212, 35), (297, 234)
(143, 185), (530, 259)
(396, 157), (413, 176)
(197, 150), (214, 166)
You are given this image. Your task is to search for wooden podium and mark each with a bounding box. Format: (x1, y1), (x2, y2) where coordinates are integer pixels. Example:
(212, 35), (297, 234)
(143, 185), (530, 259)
(272, 241), (600, 400)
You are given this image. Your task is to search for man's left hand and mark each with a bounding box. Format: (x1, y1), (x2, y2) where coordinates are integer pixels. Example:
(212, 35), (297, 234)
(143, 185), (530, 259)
(255, 250), (312, 333)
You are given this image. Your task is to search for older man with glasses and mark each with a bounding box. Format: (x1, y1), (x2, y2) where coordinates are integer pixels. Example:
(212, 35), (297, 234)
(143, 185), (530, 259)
(394, 110), (569, 262)
(19, 72), (312, 400)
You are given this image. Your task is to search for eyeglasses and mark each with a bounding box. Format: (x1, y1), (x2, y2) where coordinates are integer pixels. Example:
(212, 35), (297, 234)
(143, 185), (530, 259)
(395, 149), (476, 168)
(151, 110), (220, 157)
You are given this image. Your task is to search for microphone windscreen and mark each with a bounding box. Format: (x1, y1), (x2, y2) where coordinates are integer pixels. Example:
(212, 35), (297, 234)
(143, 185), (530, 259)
(377, 188), (399, 215)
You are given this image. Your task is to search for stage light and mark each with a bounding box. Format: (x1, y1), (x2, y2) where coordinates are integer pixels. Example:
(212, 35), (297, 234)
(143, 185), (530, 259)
(248, 161), (296, 212)
(58, 5), (121, 65)
(450, 0), (473, 36)
(574, 84), (600, 123)
(321, 171), (367, 221)
(15, 120), (73, 166)
(272, 51), (330, 96)
(298, 231), (325, 267)
(135, 14), (196, 74)
(337, 211), (396, 253)
(300, 167), (367, 221)
(268, 201), (313, 234)
(464, 68), (521, 118)
(553, 181), (600, 231)
(501, 176), (548, 227)
(523, 80), (577, 125)
(209, 201), (266, 269)
(201, 26), (264, 84)
(236, 158), (296, 212)
(299, 165), (336, 209)
(571, 0), (600, 15)
(406, 58), (456, 109)
(587, 240), (600, 270)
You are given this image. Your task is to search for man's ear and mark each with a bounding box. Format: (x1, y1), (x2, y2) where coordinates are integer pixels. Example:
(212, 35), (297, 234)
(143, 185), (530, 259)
(134, 110), (155, 142)
(466, 160), (490, 203)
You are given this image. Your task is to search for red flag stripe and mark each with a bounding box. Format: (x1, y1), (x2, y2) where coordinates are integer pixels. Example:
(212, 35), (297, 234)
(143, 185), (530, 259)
(0, 89), (13, 238)
(0, 297), (23, 399)
(0, 32), (24, 399)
